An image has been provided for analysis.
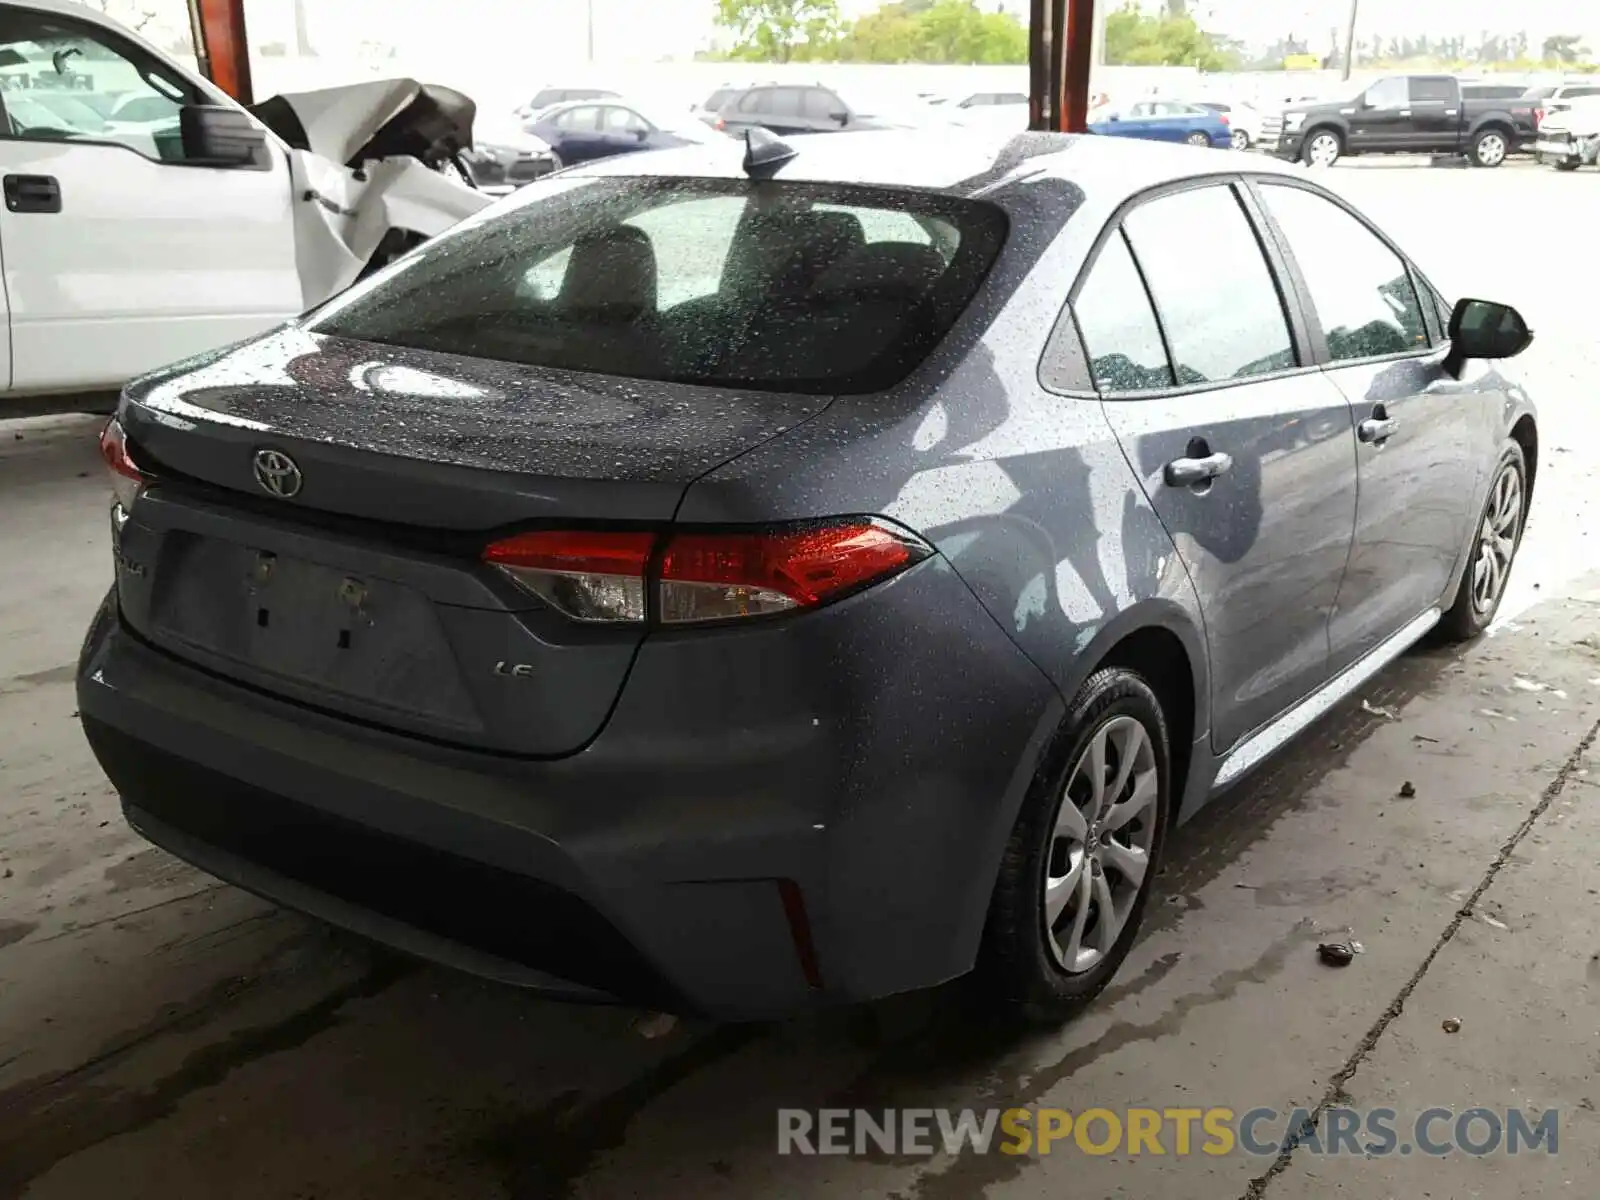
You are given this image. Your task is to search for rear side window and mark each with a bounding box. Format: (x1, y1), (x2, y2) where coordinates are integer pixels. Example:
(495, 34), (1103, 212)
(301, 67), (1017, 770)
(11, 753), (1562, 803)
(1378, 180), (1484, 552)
(802, 89), (837, 119)
(738, 90), (766, 113)
(554, 106), (599, 132)
(769, 88), (805, 117)
(1411, 77), (1456, 103)
(1565, 87), (1600, 100)
(1123, 185), (1296, 384)
(1257, 183), (1429, 362)
(1074, 231), (1173, 394)
(311, 178), (1008, 395)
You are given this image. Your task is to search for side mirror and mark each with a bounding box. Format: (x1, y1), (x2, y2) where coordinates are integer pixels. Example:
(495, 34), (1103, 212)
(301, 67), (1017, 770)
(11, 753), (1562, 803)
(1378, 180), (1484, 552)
(830, 110), (850, 126)
(633, 126), (649, 141)
(180, 104), (268, 168)
(1444, 298), (1533, 376)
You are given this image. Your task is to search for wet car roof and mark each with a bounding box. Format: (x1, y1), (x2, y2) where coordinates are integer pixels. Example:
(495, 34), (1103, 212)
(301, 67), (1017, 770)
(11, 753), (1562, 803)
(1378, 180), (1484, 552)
(563, 128), (1305, 198)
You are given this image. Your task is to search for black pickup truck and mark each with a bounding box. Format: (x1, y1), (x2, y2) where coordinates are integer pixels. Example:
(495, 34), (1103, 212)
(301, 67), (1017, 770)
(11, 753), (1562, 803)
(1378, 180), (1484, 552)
(1259, 74), (1538, 168)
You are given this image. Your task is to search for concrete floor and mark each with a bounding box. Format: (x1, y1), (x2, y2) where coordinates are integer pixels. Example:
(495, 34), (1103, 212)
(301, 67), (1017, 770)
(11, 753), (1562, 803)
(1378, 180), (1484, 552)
(2, 162), (1598, 1199)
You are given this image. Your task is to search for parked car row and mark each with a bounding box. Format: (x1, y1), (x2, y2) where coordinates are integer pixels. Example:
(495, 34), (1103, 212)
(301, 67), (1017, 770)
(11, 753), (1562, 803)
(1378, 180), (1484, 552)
(468, 71), (1600, 189)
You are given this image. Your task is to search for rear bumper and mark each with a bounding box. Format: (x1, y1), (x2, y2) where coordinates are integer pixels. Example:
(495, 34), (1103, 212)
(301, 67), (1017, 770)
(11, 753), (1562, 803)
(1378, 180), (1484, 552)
(78, 560), (1062, 1019)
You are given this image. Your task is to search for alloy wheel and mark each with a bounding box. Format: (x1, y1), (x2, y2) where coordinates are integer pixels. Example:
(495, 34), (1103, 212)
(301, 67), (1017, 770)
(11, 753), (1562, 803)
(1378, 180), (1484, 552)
(1187, 132), (1211, 147)
(1230, 129), (1250, 151)
(1307, 133), (1340, 166)
(1043, 715), (1160, 974)
(1471, 461), (1523, 613)
(1475, 133), (1507, 167)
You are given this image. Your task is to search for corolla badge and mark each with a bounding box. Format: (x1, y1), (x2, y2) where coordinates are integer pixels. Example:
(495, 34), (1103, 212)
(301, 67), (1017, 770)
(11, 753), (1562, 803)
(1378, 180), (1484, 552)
(252, 449), (303, 498)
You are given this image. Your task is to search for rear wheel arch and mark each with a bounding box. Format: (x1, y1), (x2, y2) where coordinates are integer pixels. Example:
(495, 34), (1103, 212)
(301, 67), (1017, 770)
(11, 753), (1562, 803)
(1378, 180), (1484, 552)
(1059, 608), (1206, 817)
(1095, 625), (1199, 818)
(1510, 414), (1538, 503)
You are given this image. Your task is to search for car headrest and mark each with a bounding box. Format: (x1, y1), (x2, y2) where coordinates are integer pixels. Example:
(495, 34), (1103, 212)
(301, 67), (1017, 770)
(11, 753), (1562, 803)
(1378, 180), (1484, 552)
(559, 224), (658, 320)
(812, 242), (948, 297)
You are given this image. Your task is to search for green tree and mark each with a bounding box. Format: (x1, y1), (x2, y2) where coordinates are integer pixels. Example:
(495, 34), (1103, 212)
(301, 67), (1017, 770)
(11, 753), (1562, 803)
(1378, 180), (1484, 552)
(1542, 33), (1587, 64)
(713, 0), (843, 63)
(1104, 2), (1237, 70)
(833, 0), (1026, 64)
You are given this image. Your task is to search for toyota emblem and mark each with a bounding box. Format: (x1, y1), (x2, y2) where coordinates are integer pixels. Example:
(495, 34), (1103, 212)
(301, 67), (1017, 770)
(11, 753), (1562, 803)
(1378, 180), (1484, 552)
(252, 449), (303, 499)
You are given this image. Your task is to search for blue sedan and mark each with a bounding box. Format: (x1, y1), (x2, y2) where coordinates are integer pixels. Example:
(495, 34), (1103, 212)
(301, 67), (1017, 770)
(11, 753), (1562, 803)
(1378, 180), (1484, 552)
(526, 99), (718, 167)
(1088, 99), (1230, 148)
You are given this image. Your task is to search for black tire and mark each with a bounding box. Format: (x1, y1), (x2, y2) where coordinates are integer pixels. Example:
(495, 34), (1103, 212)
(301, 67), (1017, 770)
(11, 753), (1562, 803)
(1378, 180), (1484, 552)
(1469, 127), (1510, 168)
(1438, 439), (1528, 642)
(1185, 131), (1211, 147)
(1553, 159), (1580, 172)
(1230, 128), (1251, 152)
(1301, 128), (1343, 167)
(979, 667), (1173, 1022)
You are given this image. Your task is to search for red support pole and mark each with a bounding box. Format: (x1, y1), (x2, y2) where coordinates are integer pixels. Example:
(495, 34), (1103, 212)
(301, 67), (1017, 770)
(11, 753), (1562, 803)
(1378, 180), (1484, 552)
(1061, 0), (1097, 133)
(190, 0), (254, 105)
(1029, 0), (1097, 133)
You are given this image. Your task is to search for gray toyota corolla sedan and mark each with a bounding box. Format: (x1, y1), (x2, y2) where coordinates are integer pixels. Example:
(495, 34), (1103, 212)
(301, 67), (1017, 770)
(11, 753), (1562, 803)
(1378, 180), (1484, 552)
(79, 129), (1537, 1021)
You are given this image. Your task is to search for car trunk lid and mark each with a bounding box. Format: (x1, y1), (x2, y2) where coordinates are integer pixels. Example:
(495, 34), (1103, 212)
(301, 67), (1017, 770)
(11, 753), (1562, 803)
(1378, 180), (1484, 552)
(113, 329), (830, 756)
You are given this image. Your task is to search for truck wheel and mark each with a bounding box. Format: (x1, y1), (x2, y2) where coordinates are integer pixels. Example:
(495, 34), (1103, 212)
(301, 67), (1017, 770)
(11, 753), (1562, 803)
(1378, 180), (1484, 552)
(1469, 128), (1509, 168)
(1302, 129), (1342, 167)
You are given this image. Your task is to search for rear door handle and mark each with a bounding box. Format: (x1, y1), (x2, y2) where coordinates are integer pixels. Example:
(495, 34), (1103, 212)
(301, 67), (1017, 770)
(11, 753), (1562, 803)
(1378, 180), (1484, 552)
(1164, 451), (1234, 488)
(1358, 417), (1397, 443)
(4, 174), (60, 213)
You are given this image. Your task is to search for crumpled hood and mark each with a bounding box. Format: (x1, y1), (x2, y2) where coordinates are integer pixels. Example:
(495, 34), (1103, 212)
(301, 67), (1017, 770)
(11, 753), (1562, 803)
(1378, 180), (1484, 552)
(245, 79), (493, 309)
(254, 79), (421, 164)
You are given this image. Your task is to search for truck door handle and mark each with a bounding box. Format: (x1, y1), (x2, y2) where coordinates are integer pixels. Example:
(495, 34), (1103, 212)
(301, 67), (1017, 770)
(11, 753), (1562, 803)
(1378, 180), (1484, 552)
(4, 174), (60, 213)
(1164, 451), (1234, 488)
(1358, 416), (1397, 444)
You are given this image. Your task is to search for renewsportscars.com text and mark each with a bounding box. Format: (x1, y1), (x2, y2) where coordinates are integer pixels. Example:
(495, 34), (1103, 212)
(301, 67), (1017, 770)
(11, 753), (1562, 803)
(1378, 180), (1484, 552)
(777, 1106), (1559, 1158)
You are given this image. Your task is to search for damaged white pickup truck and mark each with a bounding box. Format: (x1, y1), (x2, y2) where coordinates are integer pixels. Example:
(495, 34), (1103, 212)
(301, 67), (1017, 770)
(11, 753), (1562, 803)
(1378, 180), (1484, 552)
(0, 0), (492, 410)
(1535, 95), (1600, 172)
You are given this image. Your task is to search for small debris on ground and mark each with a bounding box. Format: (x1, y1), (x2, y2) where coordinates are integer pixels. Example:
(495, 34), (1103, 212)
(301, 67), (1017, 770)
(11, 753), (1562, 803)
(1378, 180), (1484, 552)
(1412, 734), (1440, 744)
(1442, 1017), (1462, 1033)
(633, 1011), (679, 1039)
(1398, 781), (1417, 798)
(1360, 699), (1399, 720)
(1234, 881), (1257, 890)
(1476, 912), (1509, 931)
(1511, 677), (1547, 693)
(1317, 941), (1360, 967)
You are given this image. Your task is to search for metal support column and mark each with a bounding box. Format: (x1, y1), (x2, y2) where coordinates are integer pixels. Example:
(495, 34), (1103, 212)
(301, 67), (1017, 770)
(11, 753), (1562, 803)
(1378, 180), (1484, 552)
(1029, 0), (1098, 133)
(186, 0), (254, 105)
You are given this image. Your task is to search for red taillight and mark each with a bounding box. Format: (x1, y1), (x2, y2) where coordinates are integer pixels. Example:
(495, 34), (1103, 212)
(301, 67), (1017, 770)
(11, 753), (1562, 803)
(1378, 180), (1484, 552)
(715, 117), (727, 131)
(1219, 113), (1230, 126)
(659, 521), (923, 624)
(481, 519), (929, 626)
(1535, 107), (1546, 127)
(483, 530), (654, 623)
(98, 417), (146, 511)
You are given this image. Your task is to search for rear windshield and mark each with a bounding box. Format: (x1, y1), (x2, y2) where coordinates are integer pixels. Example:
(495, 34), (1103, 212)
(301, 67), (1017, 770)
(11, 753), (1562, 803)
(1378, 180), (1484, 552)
(310, 177), (1008, 394)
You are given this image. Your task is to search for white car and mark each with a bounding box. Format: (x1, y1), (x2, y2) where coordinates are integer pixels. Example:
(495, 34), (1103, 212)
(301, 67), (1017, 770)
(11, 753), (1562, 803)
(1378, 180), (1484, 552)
(1534, 94), (1600, 170)
(1191, 99), (1264, 151)
(0, 0), (491, 409)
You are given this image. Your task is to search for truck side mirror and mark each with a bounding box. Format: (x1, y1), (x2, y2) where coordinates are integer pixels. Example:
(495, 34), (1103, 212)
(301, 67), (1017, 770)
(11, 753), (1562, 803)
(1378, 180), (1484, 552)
(180, 104), (270, 169)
